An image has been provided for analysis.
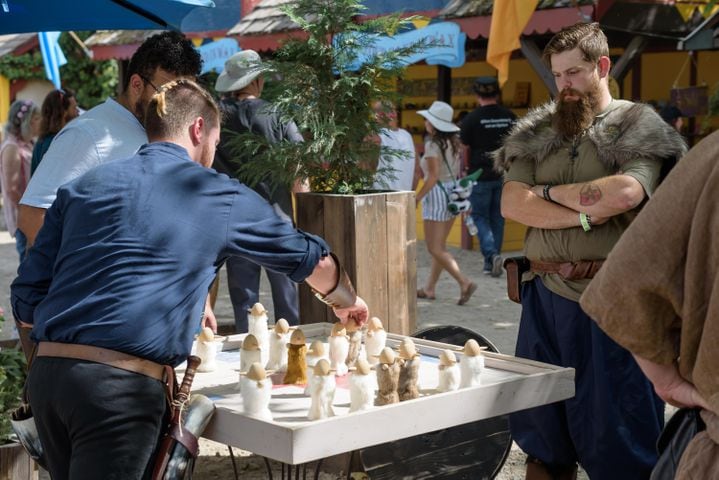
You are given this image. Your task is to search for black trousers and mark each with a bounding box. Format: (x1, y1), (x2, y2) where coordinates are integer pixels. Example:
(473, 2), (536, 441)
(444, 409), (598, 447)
(27, 357), (166, 480)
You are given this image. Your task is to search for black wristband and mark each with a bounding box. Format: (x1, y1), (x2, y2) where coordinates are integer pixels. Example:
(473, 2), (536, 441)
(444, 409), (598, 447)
(542, 184), (555, 203)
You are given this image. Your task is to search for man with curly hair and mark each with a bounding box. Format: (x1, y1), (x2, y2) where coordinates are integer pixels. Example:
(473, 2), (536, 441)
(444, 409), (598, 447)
(17, 31), (202, 249)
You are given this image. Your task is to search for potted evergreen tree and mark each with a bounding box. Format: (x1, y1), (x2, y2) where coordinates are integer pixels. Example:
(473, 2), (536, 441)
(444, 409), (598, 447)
(229, 0), (426, 333)
(0, 311), (33, 480)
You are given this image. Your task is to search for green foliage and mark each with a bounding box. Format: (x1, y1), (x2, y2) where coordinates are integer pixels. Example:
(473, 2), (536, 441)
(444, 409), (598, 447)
(0, 51), (46, 82)
(0, 315), (27, 444)
(58, 32), (118, 109)
(0, 348), (25, 444)
(227, 0), (426, 194)
(0, 33), (117, 109)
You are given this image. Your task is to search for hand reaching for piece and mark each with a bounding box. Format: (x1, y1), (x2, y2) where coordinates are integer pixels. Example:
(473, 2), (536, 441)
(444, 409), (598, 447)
(333, 296), (369, 329)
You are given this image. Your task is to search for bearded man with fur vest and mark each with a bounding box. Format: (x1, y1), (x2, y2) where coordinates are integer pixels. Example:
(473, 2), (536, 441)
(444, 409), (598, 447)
(494, 22), (686, 480)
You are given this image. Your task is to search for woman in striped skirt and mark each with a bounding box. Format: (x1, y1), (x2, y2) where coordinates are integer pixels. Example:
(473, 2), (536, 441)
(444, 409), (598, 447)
(415, 101), (477, 305)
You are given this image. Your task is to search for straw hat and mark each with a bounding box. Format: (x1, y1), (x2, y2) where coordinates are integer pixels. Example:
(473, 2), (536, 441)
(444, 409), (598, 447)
(367, 317), (384, 332)
(215, 50), (265, 93)
(313, 358), (333, 376)
(438, 349), (458, 366)
(376, 347), (397, 365)
(307, 340), (326, 356)
(198, 326), (214, 342)
(248, 302), (267, 317)
(398, 338), (419, 360)
(417, 101), (460, 133)
(242, 334), (260, 351)
(243, 362), (268, 381)
(353, 358), (371, 376)
(331, 323), (347, 337)
(463, 339), (486, 357)
(289, 328), (306, 345)
(273, 318), (290, 335)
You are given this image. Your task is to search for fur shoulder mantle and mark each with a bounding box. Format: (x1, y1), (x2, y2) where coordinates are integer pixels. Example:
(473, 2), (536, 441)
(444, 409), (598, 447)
(493, 99), (687, 173)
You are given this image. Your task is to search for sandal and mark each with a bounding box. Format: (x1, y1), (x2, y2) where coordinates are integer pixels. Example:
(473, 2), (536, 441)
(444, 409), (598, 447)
(458, 282), (477, 305)
(417, 288), (435, 300)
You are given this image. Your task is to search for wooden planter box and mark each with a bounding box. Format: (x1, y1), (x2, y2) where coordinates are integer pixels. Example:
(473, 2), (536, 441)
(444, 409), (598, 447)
(0, 441), (35, 480)
(295, 191), (416, 335)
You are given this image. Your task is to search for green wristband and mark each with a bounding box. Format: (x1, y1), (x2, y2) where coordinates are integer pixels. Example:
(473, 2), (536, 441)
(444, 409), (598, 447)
(579, 212), (592, 232)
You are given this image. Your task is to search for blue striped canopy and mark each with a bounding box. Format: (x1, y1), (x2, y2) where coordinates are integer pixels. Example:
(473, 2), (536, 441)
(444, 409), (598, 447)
(0, 0), (216, 34)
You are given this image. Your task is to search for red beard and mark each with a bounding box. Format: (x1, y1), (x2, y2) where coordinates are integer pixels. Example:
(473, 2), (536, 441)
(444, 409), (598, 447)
(553, 81), (601, 138)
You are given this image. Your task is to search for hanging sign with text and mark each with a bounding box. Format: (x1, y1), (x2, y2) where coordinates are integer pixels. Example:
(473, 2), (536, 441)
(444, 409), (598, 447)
(198, 38), (240, 74)
(338, 21), (466, 71)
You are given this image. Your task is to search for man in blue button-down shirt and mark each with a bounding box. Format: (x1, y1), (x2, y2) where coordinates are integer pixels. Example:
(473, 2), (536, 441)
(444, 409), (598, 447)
(12, 79), (368, 480)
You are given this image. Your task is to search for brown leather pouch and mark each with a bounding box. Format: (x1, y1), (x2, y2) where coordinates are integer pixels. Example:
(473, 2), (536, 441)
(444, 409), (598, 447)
(503, 256), (530, 304)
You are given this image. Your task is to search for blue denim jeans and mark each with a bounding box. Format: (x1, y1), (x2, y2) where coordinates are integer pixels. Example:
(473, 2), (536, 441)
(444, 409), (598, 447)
(226, 255), (299, 333)
(15, 229), (27, 262)
(469, 180), (504, 271)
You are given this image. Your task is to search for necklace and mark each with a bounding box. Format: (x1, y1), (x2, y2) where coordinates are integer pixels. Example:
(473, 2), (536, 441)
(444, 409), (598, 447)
(569, 133), (582, 161)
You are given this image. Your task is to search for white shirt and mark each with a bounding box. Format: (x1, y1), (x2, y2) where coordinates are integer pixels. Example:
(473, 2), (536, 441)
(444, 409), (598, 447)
(373, 128), (416, 191)
(21, 98), (146, 209)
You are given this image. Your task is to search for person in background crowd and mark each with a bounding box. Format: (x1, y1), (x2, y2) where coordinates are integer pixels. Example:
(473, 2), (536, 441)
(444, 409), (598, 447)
(1, 99), (40, 260)
(213, 50), (307, 332)
(371, 100), (420, 191)
(581, 131), (718, 480)
(17, 31), (202, 250)
(659, 104), (684, 133)
(415, 100), (476, 305)
(31, 88), (79, 175)
(460, 76), (516, 277)
(495, 22), (687, 479)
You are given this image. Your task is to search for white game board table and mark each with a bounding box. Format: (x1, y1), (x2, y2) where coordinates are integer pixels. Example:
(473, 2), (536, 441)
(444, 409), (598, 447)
(187, 322), (574, 466)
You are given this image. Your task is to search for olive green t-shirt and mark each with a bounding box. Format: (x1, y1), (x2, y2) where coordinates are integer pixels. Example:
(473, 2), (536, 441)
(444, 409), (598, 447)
(504, 102), (662, 301)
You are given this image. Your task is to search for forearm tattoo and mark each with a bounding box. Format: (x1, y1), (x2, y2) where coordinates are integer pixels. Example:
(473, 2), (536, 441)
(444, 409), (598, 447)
(579, 183), (602, 206)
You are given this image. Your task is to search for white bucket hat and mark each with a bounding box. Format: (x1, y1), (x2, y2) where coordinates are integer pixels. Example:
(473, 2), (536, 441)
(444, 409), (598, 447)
(417, 101), (460, 133)
(215, 50), (265, 93)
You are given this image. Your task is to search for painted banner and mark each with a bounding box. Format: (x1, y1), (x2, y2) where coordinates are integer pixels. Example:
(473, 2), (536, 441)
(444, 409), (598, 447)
(339, 21), (466, 70)
(198, 38), (240, 74)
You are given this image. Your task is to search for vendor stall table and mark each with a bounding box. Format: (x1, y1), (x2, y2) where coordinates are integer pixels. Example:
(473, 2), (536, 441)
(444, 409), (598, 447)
(187, 323), (574, 469)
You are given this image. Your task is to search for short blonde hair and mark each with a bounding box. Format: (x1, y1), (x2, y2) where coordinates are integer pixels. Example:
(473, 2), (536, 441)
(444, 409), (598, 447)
(144, 79), (219, 139)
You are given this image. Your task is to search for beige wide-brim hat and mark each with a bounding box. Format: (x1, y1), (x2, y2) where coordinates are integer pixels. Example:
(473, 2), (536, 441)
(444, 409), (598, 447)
(215, 50), (265, 93)
(417, 101), (460, 133)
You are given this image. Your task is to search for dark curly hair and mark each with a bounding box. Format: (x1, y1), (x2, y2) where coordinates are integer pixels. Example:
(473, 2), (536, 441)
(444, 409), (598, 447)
(431, 130), (462, 160)
(40, 88), (76, 137)
(122, 31), (202, 91)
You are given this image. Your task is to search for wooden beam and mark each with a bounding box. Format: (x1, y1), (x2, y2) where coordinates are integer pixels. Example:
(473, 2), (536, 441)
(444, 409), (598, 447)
(609, 35), (648, 83)
(519, 38), (557, 97)
(438, 65), (452, 103)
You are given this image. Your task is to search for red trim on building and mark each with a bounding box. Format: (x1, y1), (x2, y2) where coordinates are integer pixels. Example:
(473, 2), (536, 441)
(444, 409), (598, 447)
(10, 79), (28, 100)
(91, 43), (140, 61)
(238, 30), (309, 51)
(452, 5), (595, 40)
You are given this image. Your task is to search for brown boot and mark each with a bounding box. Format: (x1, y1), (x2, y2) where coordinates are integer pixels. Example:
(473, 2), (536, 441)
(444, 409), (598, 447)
(525, 456), (578, 480)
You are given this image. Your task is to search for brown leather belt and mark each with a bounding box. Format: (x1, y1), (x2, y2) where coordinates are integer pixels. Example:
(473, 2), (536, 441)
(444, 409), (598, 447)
(37, 342), (166, 381)
(530, 259), (604, 280)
